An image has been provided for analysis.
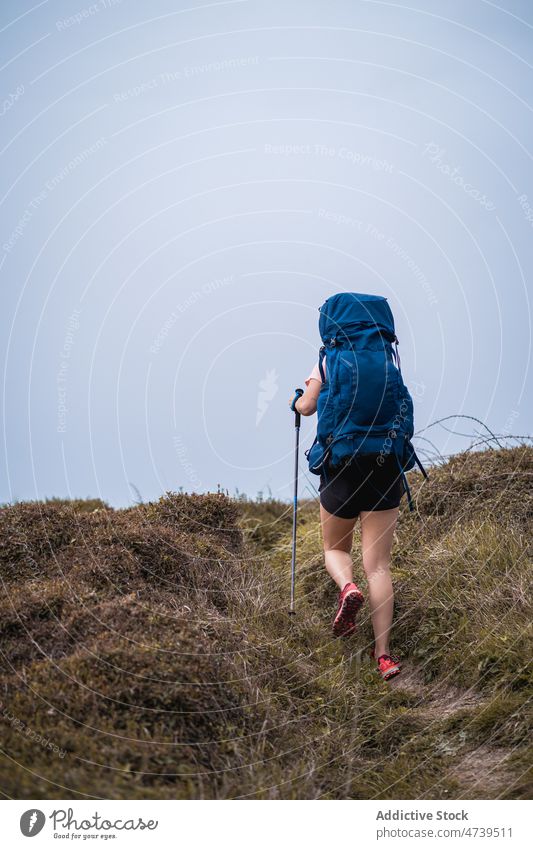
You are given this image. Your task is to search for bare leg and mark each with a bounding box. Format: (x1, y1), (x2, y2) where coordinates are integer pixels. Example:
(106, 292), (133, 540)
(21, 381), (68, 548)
(360, 507), (398, 658)
(319, 504), (357, 589)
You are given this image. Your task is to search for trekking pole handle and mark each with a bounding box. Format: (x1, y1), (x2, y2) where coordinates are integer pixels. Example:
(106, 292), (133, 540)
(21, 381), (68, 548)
(290, 388), (303, 427)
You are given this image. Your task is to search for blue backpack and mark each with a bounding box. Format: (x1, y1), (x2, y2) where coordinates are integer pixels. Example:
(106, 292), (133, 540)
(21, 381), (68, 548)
(305, 292), (427, 511)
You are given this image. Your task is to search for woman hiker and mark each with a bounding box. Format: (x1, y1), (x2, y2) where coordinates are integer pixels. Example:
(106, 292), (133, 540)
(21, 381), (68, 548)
(289, 293), (426, 682)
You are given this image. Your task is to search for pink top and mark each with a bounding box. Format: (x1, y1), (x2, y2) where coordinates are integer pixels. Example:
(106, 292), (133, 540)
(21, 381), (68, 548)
(305, 362), (326, 386)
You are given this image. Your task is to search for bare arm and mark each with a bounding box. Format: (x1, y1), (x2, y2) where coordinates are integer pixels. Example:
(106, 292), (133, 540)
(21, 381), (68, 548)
(295, 378), (321, 416)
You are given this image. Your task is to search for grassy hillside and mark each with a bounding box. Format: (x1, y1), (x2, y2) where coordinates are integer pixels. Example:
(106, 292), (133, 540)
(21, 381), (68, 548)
(0, 446), (531, 799)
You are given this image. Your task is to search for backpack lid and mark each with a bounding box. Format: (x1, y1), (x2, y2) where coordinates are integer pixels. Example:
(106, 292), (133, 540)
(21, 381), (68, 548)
(318, 292), (396, 343)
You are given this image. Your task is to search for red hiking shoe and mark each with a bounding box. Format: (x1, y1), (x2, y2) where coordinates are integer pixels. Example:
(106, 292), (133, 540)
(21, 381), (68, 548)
(375, 653), (402, 681)
(332, 582), (364, 638)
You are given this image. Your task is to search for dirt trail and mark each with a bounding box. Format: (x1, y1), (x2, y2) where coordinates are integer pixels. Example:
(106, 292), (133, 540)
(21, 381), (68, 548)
(388, 661), (519, 799)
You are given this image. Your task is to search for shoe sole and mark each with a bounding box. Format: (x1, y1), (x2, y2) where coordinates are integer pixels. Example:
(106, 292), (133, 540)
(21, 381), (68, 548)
(332, 590), (364, 638)
(379, 664), (402, 681)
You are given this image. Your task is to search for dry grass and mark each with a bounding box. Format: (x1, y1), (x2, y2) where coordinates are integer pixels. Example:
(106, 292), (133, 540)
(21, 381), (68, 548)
(0, 447), (531, 799)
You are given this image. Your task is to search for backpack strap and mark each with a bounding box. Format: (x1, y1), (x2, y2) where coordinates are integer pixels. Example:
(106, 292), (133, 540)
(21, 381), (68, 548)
(393, 335), (402, 372)
(391, 441), (429, 511)
(392, 441), (414, 512)
(318, 345), (326, 381)
(411, 447), (429, 479)
(398, 460), (414, 511)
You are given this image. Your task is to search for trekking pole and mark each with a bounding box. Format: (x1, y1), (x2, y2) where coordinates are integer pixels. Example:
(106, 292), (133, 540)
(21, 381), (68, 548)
(289, 388), (303, 615)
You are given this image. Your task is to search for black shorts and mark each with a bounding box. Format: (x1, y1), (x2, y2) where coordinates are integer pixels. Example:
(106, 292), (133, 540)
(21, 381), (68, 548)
(319, 454), (404, 519)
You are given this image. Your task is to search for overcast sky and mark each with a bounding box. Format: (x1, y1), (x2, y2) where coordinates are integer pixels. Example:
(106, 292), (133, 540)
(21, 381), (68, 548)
(1, 0), (531, 506)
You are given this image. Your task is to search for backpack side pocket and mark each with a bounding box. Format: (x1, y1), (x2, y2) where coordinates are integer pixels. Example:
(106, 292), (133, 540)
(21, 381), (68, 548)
(306, 437), (328, 475)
